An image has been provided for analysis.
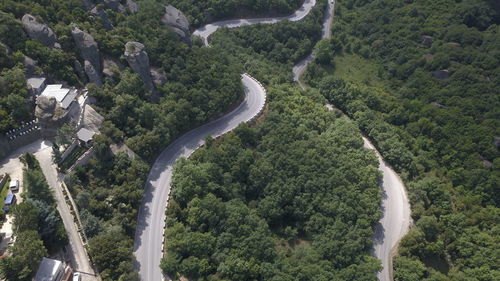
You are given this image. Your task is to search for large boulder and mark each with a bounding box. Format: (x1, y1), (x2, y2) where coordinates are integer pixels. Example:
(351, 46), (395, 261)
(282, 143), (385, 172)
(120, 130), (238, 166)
(21, 14), (59, 48)
(84, 60), (102, 87)
(102, 56), (125, 83)
(0, 42), (12, 56)
(432, 69), (451, 80)
(98, 0), (127, 14)
(150, 68), (167, 87)
(35, 96), (67, 125)
(23, 56), (38, 75)
(126, 0), (139, 13)
(74, 60), (88, 84)
(124, 42), (157, 101)
(161, 5), (191, 45)
(81, 0), (95, 10)
(71, 26), (102, 86)
(90, 6), (114, 30)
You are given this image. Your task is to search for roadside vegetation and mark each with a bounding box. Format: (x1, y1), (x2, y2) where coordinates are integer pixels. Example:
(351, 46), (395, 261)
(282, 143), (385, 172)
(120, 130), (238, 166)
(304, 0), (500, 279)
(166, 0), (304, 27)
(162, 85), (382, 281)
(0, 153), (67, 281)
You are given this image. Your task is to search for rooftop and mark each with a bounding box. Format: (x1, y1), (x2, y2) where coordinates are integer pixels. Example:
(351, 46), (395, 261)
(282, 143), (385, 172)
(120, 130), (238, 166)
(76, 127), (95, 143)
(27, 76), (46, 89)
(34, 257), (64, 281)
(40, 84), (77, 109)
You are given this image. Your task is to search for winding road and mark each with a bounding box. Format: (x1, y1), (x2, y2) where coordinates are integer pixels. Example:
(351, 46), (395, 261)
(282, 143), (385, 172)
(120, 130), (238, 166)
(133, 1), (410, 280)
(133, 74), (265, 281)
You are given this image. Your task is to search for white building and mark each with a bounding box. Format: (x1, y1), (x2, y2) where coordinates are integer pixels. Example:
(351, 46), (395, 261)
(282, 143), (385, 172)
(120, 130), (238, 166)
(40, 84), (78, 110)
(34, 257), (65, 281)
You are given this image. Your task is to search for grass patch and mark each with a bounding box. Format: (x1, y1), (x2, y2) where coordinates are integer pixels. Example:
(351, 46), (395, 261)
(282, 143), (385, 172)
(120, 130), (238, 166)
(0, 177), (11, 211)
(332, 54), (385, 88)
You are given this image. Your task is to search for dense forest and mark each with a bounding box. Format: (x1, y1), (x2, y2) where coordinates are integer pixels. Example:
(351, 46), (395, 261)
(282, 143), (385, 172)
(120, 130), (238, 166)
(0, 153), (67, 281)
(304, 0), (500, 280)
(161, 84), (382, 280)
(166, 0), (303, 27)
(65, 143), (149, 280)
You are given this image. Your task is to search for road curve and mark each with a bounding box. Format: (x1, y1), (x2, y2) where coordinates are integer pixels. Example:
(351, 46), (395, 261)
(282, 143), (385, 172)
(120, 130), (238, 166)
(363, 138), (411, 281)
(293, 0), (335, 87)
(133, 74), (266, 281)
(193, 0), (316, 46)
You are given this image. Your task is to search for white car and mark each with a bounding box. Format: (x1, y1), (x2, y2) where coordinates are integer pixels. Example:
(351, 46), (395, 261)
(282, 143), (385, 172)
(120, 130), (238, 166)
(73, 272), (81, 281)
(9, 179), (19, 191)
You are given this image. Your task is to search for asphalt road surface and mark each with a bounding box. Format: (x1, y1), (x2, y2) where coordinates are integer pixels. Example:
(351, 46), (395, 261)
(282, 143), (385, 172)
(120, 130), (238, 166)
(193, 0), (316, 46)
(293, 0), (335, 86)
(133, 74), (266, 281)
(363, 138), (411, 281)
(34, 142), (96, 281)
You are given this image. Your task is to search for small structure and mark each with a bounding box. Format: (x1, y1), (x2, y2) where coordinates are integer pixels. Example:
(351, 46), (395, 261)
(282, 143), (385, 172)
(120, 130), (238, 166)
(40, 84), (78, 110)
(76, 127), (95, 147)
(34, 257), (65, 281)
(27, 77), (47, 96)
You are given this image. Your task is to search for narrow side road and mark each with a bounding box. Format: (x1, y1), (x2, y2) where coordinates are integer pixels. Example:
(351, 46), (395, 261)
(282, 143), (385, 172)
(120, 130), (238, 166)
(133, 74), (266, 281)
(34, 142), (96, 281)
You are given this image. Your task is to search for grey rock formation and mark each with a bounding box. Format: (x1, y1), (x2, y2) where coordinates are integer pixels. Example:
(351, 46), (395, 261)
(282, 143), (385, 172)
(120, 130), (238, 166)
(23, 56), (38, 75)
(91, 6), (114, 30)
(494, 136), (500, 149)
(0, 42), (12, 56)
(150, 68), (167, 87)
(35, 96), (68, 125)
(81, 0), (95, 10)
(421, 35), (433, 47)
(21, 14), (58, 48)
(74, 60), (88, 84)
(126, 0), (139, 13)
(102, 57), (124, 83)
(71, 26), (102, 86)
(161, 5), (191, 44)
(84, 60), (102, 87)
(432, 69), (451, 79)
(124, 42), (157, 100)
(101, 0), (127, 14)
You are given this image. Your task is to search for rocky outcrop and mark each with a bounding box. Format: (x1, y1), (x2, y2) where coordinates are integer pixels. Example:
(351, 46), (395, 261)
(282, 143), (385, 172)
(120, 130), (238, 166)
(102, 57), (124, 83)
(421, 35), (433, 48)
(432, 69), (451, 79)
(71, 26), (102, 86)
(100, 0), (127, 14)
(494, 136), (500, 149)
(161, 5), (191, 45)
(90, 6), (114, 30)
(21, 14), (59, 48)
(0, 42), (12, 56)
(150, 68), (167, 87)
(23, 56), (38, 75)
(81, 0), (95, 10)
(84, 60), (102, 87)
(74, 60), (88, 83)
(35, 96), (68, 126)
(126, 0), (139, 13)
(124, 42), (157, 100)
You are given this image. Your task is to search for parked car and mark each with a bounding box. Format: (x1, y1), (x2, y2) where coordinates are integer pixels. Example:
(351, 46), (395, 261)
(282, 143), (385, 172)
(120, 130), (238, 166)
(73, 272), (81, 281)
(9, 179), (19, 191)
(3, 194), (16, 212)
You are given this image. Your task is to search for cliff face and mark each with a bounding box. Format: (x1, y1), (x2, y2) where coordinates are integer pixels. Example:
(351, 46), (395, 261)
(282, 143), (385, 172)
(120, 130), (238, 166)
(161, 5), (191, 45)
(124, 41), (158, 101)
(21, 14), (59, 48)
(71, 26), (102, 86)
